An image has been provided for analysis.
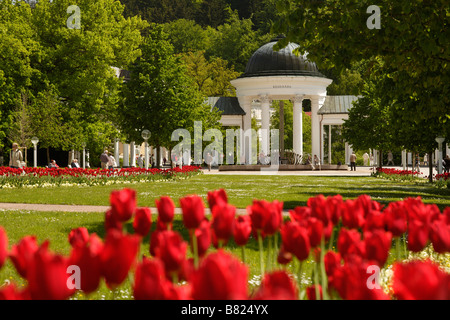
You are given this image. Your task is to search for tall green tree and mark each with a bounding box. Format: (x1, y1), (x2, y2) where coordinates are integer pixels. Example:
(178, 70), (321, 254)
(180, 51), (240, 97)
(0, 0), (147, 162)
(119, 25), (222, 167)
(272, 0), (450, 145)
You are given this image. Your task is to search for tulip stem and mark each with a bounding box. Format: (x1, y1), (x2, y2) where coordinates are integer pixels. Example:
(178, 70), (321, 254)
(191, 229), (199, 269)
(267, 235), (272, 272)
(241, 246), (246, 265)
(320, 239), (329, 300)
(257, 230), (265, 278)
(396, 237), (401, 261)
(297, 260), (304, 299)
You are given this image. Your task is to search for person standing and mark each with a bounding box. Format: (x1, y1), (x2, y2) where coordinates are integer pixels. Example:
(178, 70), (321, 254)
(350, 152), (357, 171)
(387, 151), (394, 166)
(9, 143), (23, 168)
(137, 154), (144, 168)
(100, 150), (109, 169)
(107, 152), (116, 170)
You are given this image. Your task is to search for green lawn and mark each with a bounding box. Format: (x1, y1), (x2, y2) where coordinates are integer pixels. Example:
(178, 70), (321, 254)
(0, 174), (448, 210)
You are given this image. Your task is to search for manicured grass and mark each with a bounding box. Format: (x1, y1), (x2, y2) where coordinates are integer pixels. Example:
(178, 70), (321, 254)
(0, 175), (448, 210)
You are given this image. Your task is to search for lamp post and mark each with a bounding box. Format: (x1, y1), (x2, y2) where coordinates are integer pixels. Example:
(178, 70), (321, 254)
(81, 142), (86, 169)
(31, 137), (39, 167)
(436, 136), (445, 177)
(141, 130), (151, 169)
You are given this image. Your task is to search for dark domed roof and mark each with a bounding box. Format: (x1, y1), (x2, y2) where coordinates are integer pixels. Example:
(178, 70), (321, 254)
(240, 37), (325, 78)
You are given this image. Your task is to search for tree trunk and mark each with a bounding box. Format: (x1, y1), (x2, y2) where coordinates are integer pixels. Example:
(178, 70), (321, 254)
(428, 151), (433, 183)
(156, 145), (161, 168)
(378, 150), (383, 169)
(46, 147), (50, 166)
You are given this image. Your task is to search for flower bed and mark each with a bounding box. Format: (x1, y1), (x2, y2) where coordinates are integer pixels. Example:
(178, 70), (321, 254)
(373, 167), (424, 182)
(0, 188), (449, 300)
(0, 166), (202, 188)
(436, 172), (450, 181)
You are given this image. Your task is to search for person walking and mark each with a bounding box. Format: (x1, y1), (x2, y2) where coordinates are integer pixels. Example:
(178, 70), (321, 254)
(9, 143), (23, 168)
(350, 152), (357, 171)
(100, 150), (109, 170)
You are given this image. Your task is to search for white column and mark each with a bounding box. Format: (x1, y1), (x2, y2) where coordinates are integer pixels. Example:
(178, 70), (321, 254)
(345, 142), (349, 165)
(114, 139), (120, 167)
(238, 96), (253, 164)
(123, 144), (129, 167)
(292, 95), (303, 156)
(130, 141), (136, 167)
(259, 95), (271, 158)
(310, 96), (320, 160)
(328, 125), (332, 164)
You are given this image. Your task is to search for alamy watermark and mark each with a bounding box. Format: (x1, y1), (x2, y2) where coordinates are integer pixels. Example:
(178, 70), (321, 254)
(170, 121), (280, 174)
(367, 5), (381, 30)
(366, 265), (381, 290)
(67, 5), (81, 30)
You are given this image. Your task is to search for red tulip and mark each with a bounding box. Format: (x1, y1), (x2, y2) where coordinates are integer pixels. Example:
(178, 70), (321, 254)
(289, 206), (311, 225)
(306, 284), (323, 300)
(328, 257), (389, 300)
(277, 245), (293, 265)
(252, 271), (298, 300)
(133, 257), (175, 300)
(364, 230), (392, 267)
(429, 217), (450, 254)
(392, 259), (450, 300)
(363, 210), (385, 232)
(109, 188), (136, 222)
(191, 250), (248, 300)
(0, 283), (30, 300)
(207, 189), (228, 211)
(248, 199), (283, 237)
(341, 199), (365, 229)
(308, 194), (331, 225)
(100, 229), (141, 288)
(383, 201), (408, 237)
(324, 250), (341, 276)
(337, 228), (363, 259)
(280, 221), (310, 261)
(68, 227), (89, 248)
(0, 227), (7, 269)
(27, 241), (75, 300)
(193, 219), (211, 257)
(211, 203), (236, 244)
(155, 196), (175, 224)
(104, 209), (123, 232)
(153, 230), (188, 276)
(180, 195), (205, 230)
(133, 207), (152, 237)
(233, 215), (252, 246)
(307, 217), (324, 248)
(407, 218), (429, 252)
(327, 195), (343, 225)
(68, 233), (103, 294)
(9, 235), (39, 279)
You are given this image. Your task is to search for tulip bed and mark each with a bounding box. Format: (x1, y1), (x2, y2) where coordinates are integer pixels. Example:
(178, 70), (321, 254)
(0, 166), (202, 188)
(0, 187), (449, 300)
(373, 168), (424, 182)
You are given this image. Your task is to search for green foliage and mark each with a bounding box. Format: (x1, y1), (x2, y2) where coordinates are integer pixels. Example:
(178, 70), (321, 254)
(119, 24), (222, 165)
(272, 0), (450, 150)
(180, 51), (240, 97)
